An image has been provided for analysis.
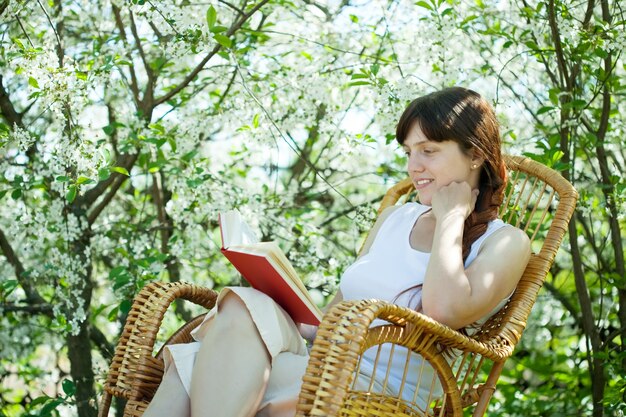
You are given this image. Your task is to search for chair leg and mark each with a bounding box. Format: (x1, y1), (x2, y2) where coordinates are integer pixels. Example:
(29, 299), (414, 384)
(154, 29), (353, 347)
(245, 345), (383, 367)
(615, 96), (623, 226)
(98, 391), (112, 417)
(472, 361), (504, 417)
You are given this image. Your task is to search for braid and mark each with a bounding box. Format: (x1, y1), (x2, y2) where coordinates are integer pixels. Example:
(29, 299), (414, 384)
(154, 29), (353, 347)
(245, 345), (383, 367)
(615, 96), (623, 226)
(462, 157), (506, 260)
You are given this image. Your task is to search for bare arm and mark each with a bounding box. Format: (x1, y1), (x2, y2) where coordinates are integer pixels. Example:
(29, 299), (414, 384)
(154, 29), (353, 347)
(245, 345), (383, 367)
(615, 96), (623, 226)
(421, 182), (531, 330)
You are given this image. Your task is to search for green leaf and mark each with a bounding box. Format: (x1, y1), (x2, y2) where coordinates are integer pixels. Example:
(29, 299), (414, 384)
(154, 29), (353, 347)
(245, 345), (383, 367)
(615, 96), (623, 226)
(206, 5), (217, 29)
(76, 71), (88, 81)
(0, 189), (7, 200)
(103, 125), (115, 135)
(415, 0), (433, 9)
(28, 76), (39, 89)
(300, 51), (313, 61)
(98, 167), (111, 181)
(252, 113), (260, 128)
(113, 274), (131, 290)
(181, 150), (198, 162)
(11, 188), (22, 199)
(214, 34), (232, 48)
(66, 185), (77, 203)
(56, 175), (70, 182)
(537, 106), (554, 115)
(1, 279), (18, 296)
(40, 398), (64, 416)
(571, 99), (587, 110)
(119, 299), (132, 315)
(524, 40), (539, 50)
(111, 166), (130, 176)
(209, 25), (228, 33)
(30, 395), (53, 407)
(62, 379), (76, 396)
(594, 48), (608, 59)
(77, 176), (95, 185)
(109, 266), (126, 278)
(107, 305), (119, 321)
(348, 81), (371, 86)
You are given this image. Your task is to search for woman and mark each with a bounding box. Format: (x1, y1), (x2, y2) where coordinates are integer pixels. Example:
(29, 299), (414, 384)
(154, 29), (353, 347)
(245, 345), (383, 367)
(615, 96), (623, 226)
(143, 87), (531, 417)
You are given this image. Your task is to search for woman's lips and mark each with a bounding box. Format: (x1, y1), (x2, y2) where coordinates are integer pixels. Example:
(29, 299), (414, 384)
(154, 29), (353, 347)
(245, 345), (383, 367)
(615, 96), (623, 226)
(414, 178), (434, 189)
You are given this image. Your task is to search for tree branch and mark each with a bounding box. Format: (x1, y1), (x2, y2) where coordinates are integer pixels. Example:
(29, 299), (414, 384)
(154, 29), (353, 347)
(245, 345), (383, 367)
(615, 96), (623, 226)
(112, 5), (141, 104)
(0, 0), (8, 17)
(548, 0), (570, 89)
(1, 303), (53, 314)
(129, 9), (156, 112)
(0, 228), (48, 305)
(0, 75), (23, 127)
(90, 324), (114, 361)
(79, 153), (138, 210)
(154, 0), (271, 107)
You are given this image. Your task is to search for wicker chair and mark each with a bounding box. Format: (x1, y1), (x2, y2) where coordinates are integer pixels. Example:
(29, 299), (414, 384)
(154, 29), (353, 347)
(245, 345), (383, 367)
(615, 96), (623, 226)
(98, 155), (577, 417)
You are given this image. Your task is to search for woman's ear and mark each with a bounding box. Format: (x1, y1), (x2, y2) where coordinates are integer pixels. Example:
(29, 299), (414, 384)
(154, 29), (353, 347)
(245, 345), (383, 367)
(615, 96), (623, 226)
(470, 151), (485, 170)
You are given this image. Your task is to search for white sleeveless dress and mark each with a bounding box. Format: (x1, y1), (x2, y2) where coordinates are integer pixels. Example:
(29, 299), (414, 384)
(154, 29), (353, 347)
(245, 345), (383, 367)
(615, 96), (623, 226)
(162, 202), (511, 416)
(339, 202), (511, 409)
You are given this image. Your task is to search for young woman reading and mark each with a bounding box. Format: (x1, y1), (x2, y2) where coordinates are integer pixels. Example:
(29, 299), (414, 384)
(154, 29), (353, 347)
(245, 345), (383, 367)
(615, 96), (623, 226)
(143, 86), (531, 417)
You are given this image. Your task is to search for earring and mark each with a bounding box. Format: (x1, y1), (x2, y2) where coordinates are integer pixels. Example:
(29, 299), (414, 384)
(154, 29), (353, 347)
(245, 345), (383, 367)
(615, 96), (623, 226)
(472, 164), (478, 169)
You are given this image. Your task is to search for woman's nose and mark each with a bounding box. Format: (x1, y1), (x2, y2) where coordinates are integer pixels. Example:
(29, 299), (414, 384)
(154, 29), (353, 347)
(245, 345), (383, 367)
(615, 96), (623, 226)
(408, 154), (424, 172)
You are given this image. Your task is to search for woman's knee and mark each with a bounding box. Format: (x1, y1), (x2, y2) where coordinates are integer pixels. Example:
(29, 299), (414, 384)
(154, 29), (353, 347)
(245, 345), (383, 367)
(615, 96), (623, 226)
(214, 291), (255, 329)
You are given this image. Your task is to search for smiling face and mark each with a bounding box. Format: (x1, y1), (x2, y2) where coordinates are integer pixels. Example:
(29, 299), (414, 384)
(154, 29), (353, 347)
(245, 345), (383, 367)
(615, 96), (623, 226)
(402, 123), (481, 206)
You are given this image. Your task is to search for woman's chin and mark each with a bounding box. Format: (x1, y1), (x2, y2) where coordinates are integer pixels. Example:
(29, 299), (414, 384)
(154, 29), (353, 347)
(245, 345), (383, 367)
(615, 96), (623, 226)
(417, 193), (432, 206)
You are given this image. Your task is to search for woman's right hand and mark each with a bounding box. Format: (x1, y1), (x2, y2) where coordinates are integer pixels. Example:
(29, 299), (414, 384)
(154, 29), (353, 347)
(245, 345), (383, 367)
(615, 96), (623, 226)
(431, 181), (478, 220)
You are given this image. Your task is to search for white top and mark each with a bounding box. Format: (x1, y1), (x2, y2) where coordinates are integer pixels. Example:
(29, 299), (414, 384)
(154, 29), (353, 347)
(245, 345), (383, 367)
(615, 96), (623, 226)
(340, 202), (511, 407)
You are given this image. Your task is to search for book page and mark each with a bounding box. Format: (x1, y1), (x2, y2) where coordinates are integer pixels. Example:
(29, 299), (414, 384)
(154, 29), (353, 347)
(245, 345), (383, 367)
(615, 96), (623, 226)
(219, 209), (259, 248)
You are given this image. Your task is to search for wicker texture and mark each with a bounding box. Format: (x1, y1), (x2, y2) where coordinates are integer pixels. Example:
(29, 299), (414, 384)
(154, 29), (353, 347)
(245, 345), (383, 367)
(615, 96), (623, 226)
(99, 155), (577, 417)
(98, 281), (217, 417)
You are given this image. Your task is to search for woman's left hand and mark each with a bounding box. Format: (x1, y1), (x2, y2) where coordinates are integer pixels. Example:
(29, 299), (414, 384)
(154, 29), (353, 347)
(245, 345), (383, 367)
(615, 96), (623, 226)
(297, 323), (318, 345)
(431, 181), (479, 220)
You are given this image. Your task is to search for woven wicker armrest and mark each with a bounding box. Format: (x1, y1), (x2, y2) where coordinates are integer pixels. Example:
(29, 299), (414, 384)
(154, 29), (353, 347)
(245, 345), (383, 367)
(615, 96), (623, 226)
(297, 299), (511, 417)
(99, 281), (218, 417)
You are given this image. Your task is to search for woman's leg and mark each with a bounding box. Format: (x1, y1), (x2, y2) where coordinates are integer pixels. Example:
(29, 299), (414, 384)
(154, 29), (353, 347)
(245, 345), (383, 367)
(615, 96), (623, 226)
(142, 364), (190, 417)
(190, 291), (271, 417)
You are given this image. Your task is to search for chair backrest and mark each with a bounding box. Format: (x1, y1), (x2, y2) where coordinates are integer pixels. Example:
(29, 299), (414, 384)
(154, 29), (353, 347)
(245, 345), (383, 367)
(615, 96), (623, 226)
(375, 155), (577, 349)
(354, 154), (578, 415)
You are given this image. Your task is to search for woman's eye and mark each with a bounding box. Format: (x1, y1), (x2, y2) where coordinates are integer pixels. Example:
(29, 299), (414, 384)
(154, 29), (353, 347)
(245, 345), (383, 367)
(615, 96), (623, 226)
(422, 148), (435, 154)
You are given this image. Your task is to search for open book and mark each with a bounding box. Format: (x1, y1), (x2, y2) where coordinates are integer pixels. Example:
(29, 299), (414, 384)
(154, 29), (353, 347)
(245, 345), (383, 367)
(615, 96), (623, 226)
(218, 210), (323, 325)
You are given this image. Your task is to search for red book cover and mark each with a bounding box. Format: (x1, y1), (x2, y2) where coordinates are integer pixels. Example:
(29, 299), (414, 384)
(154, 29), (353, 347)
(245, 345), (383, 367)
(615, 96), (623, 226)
(221, 248), (321, 325)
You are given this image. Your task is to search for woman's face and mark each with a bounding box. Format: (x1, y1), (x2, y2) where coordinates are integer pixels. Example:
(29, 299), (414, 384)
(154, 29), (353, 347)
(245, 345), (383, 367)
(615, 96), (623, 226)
(402, 124), (481, 206)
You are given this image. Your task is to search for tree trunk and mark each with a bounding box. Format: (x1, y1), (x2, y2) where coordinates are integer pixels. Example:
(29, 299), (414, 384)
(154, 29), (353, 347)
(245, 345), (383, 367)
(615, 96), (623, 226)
(67, 321), (97, 417)
(66, 216), (97, 417)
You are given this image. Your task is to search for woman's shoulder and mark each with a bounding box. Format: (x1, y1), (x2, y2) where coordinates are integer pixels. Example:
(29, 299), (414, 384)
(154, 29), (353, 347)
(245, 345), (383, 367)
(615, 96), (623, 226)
(481, 221), (531, 256)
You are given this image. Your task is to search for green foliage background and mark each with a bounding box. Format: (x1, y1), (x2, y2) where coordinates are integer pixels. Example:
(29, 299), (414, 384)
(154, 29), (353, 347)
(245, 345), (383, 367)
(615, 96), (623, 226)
(0, 0), (624, 416)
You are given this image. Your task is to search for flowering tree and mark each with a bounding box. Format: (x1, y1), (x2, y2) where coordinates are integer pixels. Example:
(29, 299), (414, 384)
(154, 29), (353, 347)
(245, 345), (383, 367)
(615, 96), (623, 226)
(0, 0), (624, 416)
(459, 1), (626, 415)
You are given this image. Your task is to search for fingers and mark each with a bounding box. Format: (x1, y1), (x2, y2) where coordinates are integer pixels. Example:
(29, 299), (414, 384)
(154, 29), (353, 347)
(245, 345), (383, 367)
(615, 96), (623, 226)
(297, 323), (318, 343)
(432, 182), (478, 219)
(471, 188), (480, 210)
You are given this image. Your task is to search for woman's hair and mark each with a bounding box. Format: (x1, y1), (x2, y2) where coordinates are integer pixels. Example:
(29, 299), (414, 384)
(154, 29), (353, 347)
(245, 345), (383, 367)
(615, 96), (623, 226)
(396, 86), (507, 262)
